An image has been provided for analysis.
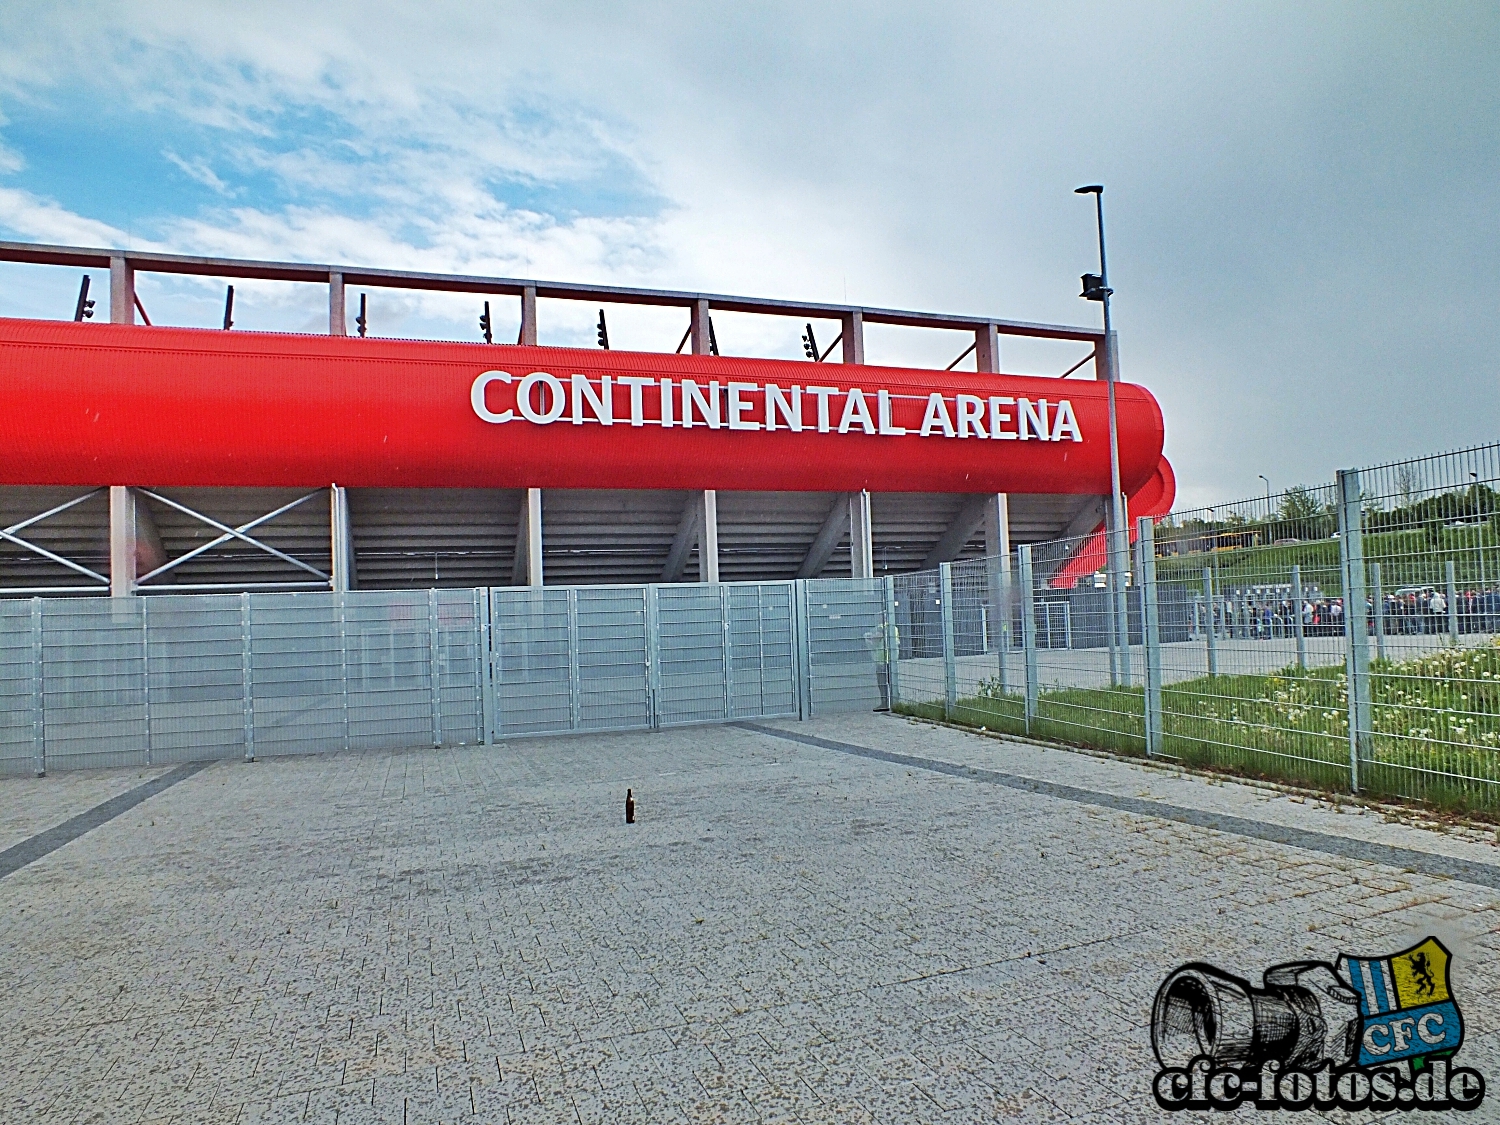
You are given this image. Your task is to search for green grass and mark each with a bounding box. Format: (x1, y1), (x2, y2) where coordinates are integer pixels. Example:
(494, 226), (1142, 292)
(897, 637), (1500, 816)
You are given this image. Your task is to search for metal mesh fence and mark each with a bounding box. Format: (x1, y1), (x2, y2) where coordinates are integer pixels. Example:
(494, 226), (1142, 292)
(8, 445), (1493, 806)
(890, 440), (1500, 812)
(2, 579), (880, 773)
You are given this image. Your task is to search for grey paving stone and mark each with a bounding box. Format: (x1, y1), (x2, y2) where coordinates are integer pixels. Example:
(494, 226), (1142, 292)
(0, 716), (1495, 1122)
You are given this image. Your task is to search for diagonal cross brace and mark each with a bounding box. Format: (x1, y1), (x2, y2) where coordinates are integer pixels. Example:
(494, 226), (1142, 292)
(0, 489), (109, 585)
(135, 489), (329, 584)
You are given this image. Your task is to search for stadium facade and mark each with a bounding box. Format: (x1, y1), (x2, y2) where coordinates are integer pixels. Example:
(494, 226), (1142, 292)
(0, 242), (1174, 596)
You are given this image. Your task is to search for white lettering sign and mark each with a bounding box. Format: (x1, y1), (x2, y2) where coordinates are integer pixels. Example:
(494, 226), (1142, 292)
(469, 371), (1087, 444)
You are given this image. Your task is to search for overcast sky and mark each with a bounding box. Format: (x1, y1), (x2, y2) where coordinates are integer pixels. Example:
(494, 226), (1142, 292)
(0, 2), (1495, 507)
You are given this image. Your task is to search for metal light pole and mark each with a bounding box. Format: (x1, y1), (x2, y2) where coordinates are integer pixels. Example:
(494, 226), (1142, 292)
(1076, 184), (1130, 687)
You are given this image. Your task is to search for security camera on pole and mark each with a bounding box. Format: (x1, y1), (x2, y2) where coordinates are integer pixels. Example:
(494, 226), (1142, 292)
(1076, 184), (1130, 688)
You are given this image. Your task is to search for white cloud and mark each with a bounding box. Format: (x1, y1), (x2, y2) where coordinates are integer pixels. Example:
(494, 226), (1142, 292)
(0, 2), (1496, 498)
(163, 151), (232, 195)
(0, 186), (139, 248)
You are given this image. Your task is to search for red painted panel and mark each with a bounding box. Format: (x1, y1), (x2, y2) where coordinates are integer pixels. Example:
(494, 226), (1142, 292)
(0, 319), (1171, 498)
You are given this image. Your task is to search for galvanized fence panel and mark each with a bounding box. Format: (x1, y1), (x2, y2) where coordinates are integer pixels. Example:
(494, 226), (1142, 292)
(1346, 444), (1500, 805)
(890, 570), (946, 710)
(491, 587), (573, 736)
(803, 577), (888, 715)
(40, 597), (149, 771)
(435, 589), (485, 746)
(0, 599), (36, 775)
(248, 593), (349, 756)
(655, 584), (730, 725)
(573, 586), (651, 733)
(726, 583), (799, 720)
(140, 594), (247, 764)
(343, 591), (440, 753)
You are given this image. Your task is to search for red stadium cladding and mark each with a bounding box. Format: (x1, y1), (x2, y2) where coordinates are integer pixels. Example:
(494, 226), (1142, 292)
(0, 319), (1172, 506)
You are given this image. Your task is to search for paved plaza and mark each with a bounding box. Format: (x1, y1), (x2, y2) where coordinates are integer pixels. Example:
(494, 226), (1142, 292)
(0, 714), (1497, 1123)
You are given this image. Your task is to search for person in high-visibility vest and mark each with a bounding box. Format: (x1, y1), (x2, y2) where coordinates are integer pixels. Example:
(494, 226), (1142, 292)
(864, 620), (898, 710)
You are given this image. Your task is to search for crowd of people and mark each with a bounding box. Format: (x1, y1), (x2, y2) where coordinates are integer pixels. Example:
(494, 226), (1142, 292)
(1197, 585), (1500, 639)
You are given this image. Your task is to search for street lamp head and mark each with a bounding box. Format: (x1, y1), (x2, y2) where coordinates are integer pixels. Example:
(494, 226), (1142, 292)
(1075, 185), (1104, 195)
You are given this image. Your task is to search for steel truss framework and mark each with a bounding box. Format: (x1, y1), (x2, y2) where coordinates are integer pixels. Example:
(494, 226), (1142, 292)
(0, 489), (109, 594)
(1, 486), (337, 597)
(132, 488), (332, 593)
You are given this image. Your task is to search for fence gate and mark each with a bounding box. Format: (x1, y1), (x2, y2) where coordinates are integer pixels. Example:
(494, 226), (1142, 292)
(487, 581), (800, 738)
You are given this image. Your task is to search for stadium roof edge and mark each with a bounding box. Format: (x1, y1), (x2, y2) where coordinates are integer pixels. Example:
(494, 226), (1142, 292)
(0, 239), (1104, 343)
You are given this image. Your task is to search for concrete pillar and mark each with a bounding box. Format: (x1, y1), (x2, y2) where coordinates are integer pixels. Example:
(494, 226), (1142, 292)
(330, 485), (356, 591)
(525, 487), (543, 586)
(974, 324), (1001, 374)
(841, 309), (865, 365)
(690, 299), (711, 356)
(849, 490), (874, 579)
(519, 286), (537, 346)
(700, 490), (719, 583)
(110, 486), (138, 596)
(111, 487), (168, 595)
(329, 272), (346, 335)
(109, 256), (134, 325)
(983, 493), (1011, 655)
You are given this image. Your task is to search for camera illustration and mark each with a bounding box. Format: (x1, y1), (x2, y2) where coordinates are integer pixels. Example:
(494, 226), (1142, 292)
(1153, 960), (1362, 1070)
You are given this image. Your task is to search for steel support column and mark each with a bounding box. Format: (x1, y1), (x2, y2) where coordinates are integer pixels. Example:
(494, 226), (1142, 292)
(525, 488), (543, 587)
(110, 486), (138, 598)
(849, 490), (873, 580)
(1019, 545), (1038, 728)
(330, 484), (355, 592)
(109, 256), (134, 325)
(974, 323), (1000, 374)
(700, 490), (720, 583)
(329, 272), (346, 335)
(519, 285), (537, 346)
(841, 309), (865, 365)
(690, 299), (711, 357)
(983, 494), (1012, 688)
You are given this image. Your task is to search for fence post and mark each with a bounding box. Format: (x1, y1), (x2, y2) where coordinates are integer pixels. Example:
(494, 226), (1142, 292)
(1137, 518), (1163, 757)
(719, 584), (733, 719)
(1336, 468), (1371, 793)
(988, 551), (1011, 693)
(240, 592), (255, 762)
(141, 598), (151, 766)
(939, 562), (957, 717)
(566, 587), (581, 731)
(1446, 559), (1460, 643)
(429, 588), (442, 748)
(1369, 563), (1385, 662)
(477, 589), (494, 745)
(1291, 564), (1307, 670)
(338, 592), (350, 752)
(884, 576), (900, 707)
(1202, 568), (1219, 677)
(1019, 546), (1038, 730)
(644, 585), (661, 728)
(30, 598), (44, 777)
(793, 579), (812, 719)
